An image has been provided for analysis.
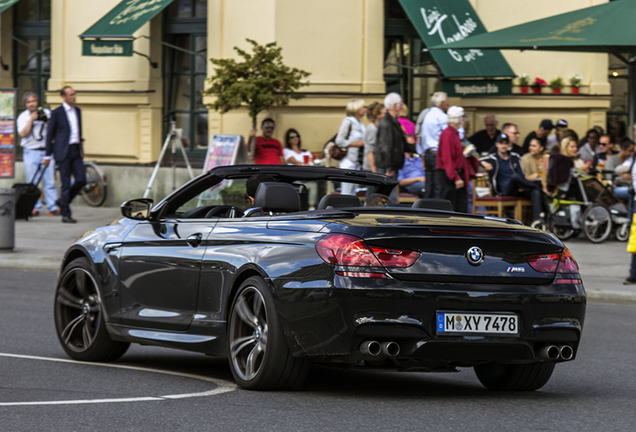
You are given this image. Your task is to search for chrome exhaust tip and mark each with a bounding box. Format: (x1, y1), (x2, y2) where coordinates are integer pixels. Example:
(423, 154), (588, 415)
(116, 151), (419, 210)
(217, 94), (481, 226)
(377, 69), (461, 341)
(360, 340), (382, 356)
(381, 341), (400, 357)
(538, 345), (560, 361)
(559, 345), (574, 361)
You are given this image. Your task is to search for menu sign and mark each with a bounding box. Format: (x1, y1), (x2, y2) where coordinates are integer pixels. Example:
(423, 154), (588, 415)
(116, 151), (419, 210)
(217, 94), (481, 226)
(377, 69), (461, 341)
(0, 89), (16, 178)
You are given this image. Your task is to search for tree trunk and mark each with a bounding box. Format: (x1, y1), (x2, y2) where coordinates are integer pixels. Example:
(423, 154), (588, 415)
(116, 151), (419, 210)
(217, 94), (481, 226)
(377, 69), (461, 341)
(249, 115), (257, 163)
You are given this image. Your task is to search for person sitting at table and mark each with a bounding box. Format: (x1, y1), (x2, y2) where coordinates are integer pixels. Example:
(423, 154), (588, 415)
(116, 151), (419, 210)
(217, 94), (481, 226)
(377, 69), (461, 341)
(282, 128), (318, 209)
(397, 143), (426, 198)
(283, 128), (313, 165)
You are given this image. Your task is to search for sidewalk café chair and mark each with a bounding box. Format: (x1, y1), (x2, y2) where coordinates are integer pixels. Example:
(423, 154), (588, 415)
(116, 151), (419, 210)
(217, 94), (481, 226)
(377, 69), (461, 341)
(396, 185), (419, 204)
(471, 174), (518, 219)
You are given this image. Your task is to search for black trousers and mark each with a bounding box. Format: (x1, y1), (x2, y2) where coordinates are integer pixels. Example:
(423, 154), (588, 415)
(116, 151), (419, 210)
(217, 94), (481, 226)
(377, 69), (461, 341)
(502, 174), (543, 221)
(57, 145), (86, 217)
(436, 169), (468, 213)
(424, 150), (440, 199)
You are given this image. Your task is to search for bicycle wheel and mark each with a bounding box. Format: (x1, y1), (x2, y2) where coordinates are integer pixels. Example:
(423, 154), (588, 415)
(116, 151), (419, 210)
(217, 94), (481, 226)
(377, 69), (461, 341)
(582, 204), (612, 243)
(82, 162), (107, 207)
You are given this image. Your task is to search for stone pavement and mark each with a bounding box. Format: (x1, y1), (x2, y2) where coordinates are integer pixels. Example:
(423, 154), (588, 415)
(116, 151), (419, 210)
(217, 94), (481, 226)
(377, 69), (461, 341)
(0, 206), (634, 304)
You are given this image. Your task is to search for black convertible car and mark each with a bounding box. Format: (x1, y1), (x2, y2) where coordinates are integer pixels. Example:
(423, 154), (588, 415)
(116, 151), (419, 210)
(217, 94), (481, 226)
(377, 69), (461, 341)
(54, 165), (585, 391)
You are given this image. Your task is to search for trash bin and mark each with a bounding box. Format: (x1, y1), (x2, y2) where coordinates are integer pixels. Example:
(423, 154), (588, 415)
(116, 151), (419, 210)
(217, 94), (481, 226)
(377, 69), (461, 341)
(0, 188), (16, 250)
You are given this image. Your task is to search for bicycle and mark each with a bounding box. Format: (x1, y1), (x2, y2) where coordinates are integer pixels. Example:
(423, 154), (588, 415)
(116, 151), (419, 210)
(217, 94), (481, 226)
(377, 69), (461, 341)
(80, 160), (107, 207)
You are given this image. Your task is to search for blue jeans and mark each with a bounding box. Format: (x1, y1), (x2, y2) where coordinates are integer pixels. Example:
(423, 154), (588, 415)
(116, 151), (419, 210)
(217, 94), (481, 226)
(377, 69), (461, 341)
(404, 181), (426, 197)
(23, 148), (59, 212)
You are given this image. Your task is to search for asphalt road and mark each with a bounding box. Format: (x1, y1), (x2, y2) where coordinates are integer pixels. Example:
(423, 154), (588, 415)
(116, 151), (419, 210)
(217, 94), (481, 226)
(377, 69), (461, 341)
(2, 268), (636, 431)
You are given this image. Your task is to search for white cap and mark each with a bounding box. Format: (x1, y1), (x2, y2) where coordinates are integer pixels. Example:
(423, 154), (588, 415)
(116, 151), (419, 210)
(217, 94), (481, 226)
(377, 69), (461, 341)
(447, 106), (466, 122)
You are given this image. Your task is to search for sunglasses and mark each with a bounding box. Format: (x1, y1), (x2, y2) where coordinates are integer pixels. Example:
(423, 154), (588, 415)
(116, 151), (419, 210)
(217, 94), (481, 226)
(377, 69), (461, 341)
(289, 134), (299, 138)
(263, 125), (275, 130)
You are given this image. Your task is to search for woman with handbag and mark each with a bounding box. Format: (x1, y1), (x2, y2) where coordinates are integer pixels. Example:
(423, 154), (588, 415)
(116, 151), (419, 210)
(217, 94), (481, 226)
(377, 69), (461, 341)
(335, 99), (366, 195)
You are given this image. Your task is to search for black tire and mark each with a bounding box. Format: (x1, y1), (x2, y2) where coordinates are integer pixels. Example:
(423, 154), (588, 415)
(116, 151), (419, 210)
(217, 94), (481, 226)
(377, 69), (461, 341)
(54, 257), (129, 361)
(582, 204), (612, 243)
(616, 223), (630, 242)
(227, 276), (310, 390)
(474, 361), (555, 391)
(552, 226), (579, 240)
(82, 162), (107, 207)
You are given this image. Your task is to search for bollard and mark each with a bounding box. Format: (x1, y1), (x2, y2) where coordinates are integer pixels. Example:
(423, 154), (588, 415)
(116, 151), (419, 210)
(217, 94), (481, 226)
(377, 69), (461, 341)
(0, 188), (16, 250)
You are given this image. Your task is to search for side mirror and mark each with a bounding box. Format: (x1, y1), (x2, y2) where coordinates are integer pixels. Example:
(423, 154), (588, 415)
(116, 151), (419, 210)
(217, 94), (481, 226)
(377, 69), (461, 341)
(121, 198), (154, 220)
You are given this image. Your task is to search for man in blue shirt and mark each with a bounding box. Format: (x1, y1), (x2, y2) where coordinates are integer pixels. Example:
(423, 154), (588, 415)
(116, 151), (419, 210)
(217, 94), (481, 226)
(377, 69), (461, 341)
(397, 144), (426, 197)
(419, 92), (449, 199)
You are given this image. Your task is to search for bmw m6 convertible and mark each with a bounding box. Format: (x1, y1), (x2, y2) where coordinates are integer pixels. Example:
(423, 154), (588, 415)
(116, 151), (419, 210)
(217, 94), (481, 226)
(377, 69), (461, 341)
(54, 165), (585, 391)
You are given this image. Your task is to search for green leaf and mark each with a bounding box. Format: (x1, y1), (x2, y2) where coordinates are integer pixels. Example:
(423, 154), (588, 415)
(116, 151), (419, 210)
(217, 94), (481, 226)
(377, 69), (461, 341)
(204, 38), (311, 122)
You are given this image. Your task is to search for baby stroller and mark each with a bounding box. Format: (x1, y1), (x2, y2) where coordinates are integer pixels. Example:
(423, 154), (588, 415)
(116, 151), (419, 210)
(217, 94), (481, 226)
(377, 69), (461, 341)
(538, 170), (630, 243)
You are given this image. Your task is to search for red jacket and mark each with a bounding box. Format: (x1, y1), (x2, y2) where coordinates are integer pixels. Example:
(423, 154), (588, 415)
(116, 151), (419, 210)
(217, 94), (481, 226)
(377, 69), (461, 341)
(436, 126), (479, 185)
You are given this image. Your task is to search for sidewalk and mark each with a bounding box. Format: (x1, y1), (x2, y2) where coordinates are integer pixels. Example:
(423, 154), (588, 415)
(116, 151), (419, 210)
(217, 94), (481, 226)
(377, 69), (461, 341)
(1, 206), (634, 304)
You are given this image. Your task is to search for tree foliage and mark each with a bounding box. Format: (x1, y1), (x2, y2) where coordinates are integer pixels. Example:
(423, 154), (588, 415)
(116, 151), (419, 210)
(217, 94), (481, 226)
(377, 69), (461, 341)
(204, 39), (311, 127)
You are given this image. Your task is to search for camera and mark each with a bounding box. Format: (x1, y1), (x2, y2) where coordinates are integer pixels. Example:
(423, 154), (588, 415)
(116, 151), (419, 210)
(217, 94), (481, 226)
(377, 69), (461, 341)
(36, 107), (47, 121)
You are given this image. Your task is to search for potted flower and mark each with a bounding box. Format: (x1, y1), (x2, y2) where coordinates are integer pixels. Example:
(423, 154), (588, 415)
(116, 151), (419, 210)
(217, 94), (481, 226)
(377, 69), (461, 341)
(549, 77), (565, 95)
(532, 78), (547, 94)
(518, 74), (530, 94)
(570, 74), (582, 95)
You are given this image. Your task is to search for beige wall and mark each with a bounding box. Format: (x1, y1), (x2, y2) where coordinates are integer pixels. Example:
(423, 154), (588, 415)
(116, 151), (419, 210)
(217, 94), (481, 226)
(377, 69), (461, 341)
(42, 0), (612, 163)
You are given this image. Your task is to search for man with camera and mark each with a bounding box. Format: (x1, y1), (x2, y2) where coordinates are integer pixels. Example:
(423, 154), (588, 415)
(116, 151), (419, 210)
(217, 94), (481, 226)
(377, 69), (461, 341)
(17, 91), (60, 216)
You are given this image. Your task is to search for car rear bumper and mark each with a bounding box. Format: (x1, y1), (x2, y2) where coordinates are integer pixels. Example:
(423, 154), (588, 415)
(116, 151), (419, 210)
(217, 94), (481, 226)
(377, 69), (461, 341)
(275, 276), (585, 366)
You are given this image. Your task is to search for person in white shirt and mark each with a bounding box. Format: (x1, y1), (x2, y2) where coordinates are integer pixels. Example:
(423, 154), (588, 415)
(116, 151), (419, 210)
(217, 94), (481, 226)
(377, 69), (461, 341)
(335, 99), (366, 195)
(420, 92), (449, 198)
(17, 91), (59, 216)
(282, 128), (318, 209)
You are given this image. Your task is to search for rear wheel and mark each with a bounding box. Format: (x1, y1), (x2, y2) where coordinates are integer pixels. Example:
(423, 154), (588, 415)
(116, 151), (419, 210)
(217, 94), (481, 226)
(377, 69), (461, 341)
(474, 361), (555, 391)
(582, 204), (612, 243)
(227, 276), (310, 390)
(81, 162), (107, 207)
(54, 258), (129, 361)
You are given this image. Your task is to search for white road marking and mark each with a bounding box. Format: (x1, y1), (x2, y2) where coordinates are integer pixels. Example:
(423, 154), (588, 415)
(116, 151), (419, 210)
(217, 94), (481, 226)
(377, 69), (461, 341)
(0, 352), (237, 407)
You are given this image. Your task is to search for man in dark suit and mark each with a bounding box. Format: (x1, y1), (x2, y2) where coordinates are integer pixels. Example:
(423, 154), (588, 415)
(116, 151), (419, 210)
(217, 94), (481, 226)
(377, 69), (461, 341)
(43, 86), (86, 223)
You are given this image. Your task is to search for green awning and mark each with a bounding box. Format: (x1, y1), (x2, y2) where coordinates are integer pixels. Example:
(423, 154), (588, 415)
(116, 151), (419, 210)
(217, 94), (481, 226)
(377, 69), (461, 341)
(0, 0), (20, 14)
(398, 0), (514, 79)
(80, 0), (174, 39)
(426, 0), (636, 56)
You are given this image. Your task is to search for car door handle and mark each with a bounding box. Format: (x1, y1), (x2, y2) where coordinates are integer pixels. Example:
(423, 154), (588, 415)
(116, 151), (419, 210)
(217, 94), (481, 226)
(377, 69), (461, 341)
(186, 233), (203, 248)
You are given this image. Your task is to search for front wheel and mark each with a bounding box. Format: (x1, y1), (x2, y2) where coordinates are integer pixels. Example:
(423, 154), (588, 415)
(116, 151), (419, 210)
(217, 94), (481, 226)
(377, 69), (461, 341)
(474, 362), (555, 391)
(82, 162), (107, 207)
(227, 276), (310, 390)
(616, 223), (630, 242)
(582, 204), (612, 243)
(54, 257), (129, 361)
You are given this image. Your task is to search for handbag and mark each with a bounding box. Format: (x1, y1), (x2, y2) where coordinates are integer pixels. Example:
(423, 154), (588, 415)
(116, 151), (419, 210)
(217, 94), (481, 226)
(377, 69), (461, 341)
(627, 221), (636, 253)
(328, 122), (353, 161)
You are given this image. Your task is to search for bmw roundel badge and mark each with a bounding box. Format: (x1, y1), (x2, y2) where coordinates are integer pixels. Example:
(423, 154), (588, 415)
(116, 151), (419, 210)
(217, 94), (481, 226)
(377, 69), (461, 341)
(466, 246), (484, 266)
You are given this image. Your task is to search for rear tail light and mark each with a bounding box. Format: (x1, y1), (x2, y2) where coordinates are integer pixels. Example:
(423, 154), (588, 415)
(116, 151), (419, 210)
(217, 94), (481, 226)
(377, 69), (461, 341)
(525, 246), (579, 274)
(316, 233), (420, 268)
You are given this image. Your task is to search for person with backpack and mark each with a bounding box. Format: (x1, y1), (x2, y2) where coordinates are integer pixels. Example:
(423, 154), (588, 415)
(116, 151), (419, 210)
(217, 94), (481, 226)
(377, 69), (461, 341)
(334, 99), (366, 195)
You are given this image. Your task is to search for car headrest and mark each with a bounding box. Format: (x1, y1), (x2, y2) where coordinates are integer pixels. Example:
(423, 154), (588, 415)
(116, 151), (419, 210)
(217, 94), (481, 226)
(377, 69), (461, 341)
(317, 194), (361, 209)
(411, 198), (453, 211)
(254, 182), (300, 213)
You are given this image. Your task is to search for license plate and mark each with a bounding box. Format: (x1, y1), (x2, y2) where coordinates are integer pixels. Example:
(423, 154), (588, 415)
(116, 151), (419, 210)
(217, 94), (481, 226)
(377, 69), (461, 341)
(436, 312), (518, 335)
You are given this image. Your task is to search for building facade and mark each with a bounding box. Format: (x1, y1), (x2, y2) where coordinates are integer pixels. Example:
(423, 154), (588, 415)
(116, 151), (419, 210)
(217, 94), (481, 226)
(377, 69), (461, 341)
(0, 0), (617, 170)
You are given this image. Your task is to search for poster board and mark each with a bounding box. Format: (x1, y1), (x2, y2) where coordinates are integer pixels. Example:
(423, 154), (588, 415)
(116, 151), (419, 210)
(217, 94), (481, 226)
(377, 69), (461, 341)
(198, 135), (249, 203)
(202, 134), (248, 173)
(0, 89), (17, 179)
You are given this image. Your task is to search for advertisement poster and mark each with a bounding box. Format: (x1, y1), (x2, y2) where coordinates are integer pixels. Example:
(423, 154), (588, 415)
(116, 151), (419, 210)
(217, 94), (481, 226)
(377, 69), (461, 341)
(0, 89), (16, 178)
(198, 135), (248, 202)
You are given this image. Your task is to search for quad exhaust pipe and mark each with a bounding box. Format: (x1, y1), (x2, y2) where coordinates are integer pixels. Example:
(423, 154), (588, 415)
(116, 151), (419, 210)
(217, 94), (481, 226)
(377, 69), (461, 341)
(537, 345), (574, 361)
(359, 341), (400, 357)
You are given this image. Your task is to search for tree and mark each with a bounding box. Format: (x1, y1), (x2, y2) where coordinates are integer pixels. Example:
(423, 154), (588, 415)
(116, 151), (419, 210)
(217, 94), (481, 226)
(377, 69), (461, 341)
(204, 39), (311, 157)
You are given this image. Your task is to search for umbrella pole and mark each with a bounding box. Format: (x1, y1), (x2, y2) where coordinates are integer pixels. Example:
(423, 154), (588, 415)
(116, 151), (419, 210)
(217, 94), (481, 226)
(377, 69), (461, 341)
(630, 62), (636, 140)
